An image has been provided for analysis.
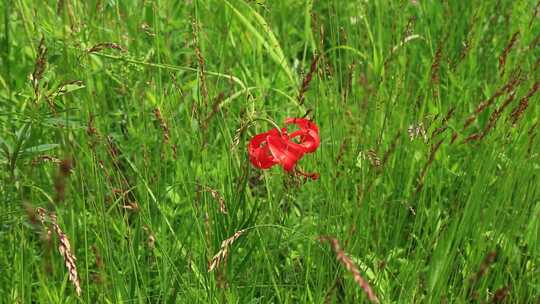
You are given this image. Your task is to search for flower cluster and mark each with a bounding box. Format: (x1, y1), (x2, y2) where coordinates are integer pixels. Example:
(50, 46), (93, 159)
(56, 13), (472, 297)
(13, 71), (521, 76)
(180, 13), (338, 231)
(248, 118), (320, 178)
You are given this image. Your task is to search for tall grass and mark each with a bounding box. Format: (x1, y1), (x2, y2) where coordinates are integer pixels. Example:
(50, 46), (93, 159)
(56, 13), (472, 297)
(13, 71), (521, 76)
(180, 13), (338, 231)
(1, 0), (539, 302)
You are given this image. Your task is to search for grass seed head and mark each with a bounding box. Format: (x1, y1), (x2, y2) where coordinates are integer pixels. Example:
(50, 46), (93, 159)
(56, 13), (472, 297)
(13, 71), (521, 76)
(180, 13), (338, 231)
(509, 78), (540, 125)
(318, 236), (380, 304)
(298, 53), (320, 105)
(50, 212), (81, 296)
(208, 229), (246, 272)
(153, 107), (170, 144)
(498, 31), (520, 77)
(31, 37), (48, 103)
(87, 42), (126, 53)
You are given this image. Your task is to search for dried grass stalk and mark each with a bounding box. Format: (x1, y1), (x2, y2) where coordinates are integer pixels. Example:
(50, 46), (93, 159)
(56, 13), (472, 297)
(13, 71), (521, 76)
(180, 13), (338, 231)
(430, 39), (444, 85)
(491, 285), (510, 303)
(31, 37), (47, 103)
(54, 158), (73, 203)
(31, 155), (61, 166)
(430, 107), (455, 140)
(208, 229), (246, 272)
(143, 225), (156, 250)
(469, 251), (497, 285)
(197, 184), (228, 214)
(366, 149), (381, 168)
(529, 0), (540, 28)
(318, 236), (380, 303)
(87, 42), (125, 53)
(192, 19), (208, 110)
(498, 31), (520, 77)
(509, 77), (540, 125)
(36, 207), (50, 232)
(408, 122), (427, 142)
(231, 118), (253, 150)
(153, 107), (170, 144)
(49, 212), (82, 296)
(463, 70), (522, 130)
(298, 54), (320, 105)
(416, 139), (444, 192)
(466, 89), (519, 143)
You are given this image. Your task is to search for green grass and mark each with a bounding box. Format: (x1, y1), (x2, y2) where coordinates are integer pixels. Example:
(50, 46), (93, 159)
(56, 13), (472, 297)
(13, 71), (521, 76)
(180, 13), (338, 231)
(1, 0), (540, 303)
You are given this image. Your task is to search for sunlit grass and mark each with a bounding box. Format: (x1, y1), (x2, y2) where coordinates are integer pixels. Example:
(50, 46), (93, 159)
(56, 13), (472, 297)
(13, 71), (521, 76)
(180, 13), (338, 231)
(1, 0), (539, 303)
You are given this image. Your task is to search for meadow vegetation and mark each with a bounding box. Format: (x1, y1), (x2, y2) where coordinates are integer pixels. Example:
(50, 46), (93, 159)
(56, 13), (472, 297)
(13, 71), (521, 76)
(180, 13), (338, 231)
(1, 0), (540, 302)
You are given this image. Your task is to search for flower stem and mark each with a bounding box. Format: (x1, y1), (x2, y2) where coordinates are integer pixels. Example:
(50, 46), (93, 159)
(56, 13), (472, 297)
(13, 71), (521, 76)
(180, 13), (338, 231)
(250, 117), (282, 134)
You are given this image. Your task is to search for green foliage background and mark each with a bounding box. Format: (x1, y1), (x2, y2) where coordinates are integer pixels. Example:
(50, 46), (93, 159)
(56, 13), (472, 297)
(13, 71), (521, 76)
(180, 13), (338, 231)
(1, 0), (539, 302)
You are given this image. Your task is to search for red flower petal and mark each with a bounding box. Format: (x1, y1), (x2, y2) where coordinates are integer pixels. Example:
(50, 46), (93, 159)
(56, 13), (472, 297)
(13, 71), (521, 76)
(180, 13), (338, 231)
(285, 118), (320, 153)
(267, 130), (305, 171)
(247, 118), (320, 173)
(285, 118), (319, 133)
(248, 131), (278, 169)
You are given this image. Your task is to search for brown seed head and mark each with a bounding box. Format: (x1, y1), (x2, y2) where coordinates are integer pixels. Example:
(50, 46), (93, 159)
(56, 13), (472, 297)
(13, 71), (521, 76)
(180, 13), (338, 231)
(318, 236), (380, 303)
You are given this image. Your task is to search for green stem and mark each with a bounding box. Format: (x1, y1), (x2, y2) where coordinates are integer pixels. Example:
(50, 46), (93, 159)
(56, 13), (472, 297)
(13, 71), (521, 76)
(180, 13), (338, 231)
(250, 117), (282, 133)
(89, 52), (247, 90)
(3, 0), (10, 95)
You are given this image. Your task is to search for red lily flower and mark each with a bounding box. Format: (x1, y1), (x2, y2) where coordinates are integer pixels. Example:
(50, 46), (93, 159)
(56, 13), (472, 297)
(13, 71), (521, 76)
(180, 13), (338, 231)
(248, 118), (320, 177)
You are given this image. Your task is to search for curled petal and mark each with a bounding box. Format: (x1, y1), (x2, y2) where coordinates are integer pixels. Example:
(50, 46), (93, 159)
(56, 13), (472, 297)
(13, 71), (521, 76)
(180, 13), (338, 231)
(248, 118), (320, 174)
(289, 129), (319, 153)
(285, 118), (320, 153)
(285, 118), (319, 133)
(248, 131), (278, 169)
(267, 131), (305, 171)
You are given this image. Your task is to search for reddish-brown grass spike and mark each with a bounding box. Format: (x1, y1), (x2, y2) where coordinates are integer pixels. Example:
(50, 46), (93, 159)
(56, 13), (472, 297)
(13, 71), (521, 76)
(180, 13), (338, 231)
(153, 107), (170, 144)
(431, 39), (444, 85)
(529, 0), (540, 28)
(463, 132), (482, 144)
(527, 121), (539, 154)
(431, 107), (455, 140)
(192, 19), (208, 111)
(298, 54), (320, 105)
(318, 236), (380, 303)
(469, 251), (497, 286)
(416, 139), (444, 194)
(32, 37), (48, 104)
(425, 139), (443, 169)
(463, 70), (522, 130)
(335, 138), (350, 165)
(86, 113), (99, 139)
(342, 61), (356, 101)
(490, 286), (510, 303)
(509, 77), (540, 125)
(453, 12), (479, 69)
(442, 107), (455, 124)
(87, 42), (125, 53)
(91, 245), (104, 270)
(466, 251), (498, 300)
(54, 158), (73, 203)
(481, 91), (517, 137)
(450, 131), (459, 144)
(498, 31), (519, 77)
